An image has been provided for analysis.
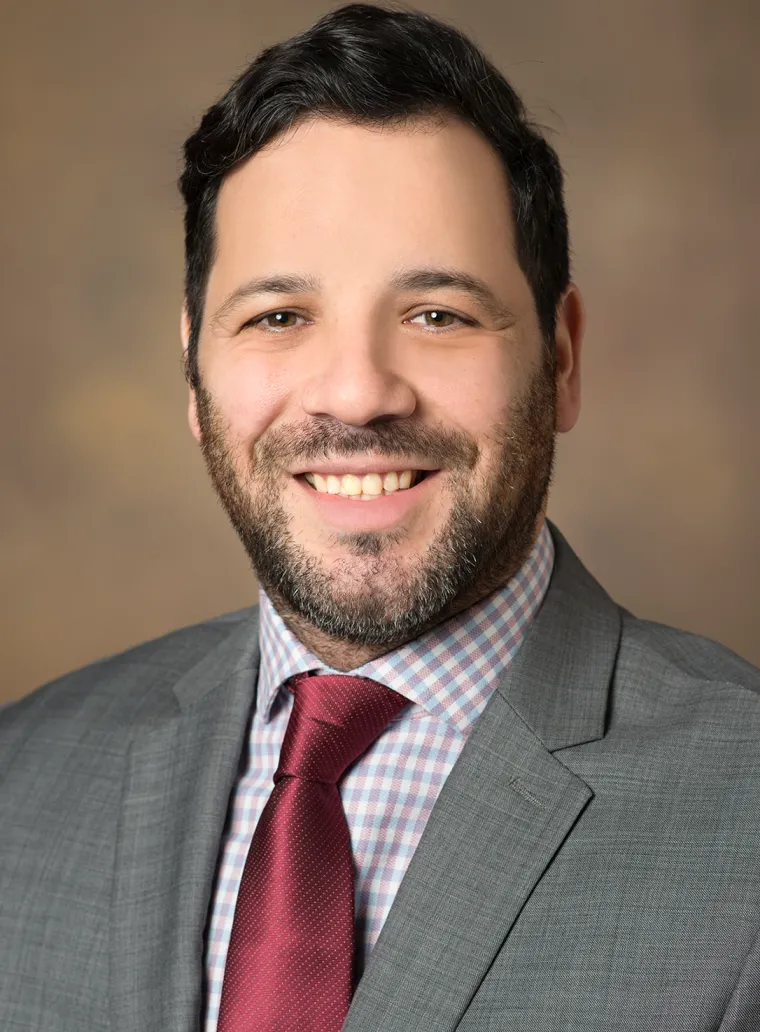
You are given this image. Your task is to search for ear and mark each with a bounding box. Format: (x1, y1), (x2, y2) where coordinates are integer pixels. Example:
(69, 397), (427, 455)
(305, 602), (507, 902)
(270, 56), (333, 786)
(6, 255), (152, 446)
(553, 283), (585, 434)
(181, 303), (202, 443)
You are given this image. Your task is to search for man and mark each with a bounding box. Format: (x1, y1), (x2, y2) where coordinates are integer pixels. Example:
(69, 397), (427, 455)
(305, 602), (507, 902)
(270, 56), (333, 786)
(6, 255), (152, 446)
(2, 3), (759, 1030)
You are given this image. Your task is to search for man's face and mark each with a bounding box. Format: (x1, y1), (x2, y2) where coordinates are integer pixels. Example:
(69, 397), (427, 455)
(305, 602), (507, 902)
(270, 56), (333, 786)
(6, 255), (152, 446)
(185, 116), (581, 649)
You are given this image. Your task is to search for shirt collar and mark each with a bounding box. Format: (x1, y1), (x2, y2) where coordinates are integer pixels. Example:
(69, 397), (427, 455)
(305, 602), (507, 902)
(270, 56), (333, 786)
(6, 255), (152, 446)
(257, 520), (554, 737)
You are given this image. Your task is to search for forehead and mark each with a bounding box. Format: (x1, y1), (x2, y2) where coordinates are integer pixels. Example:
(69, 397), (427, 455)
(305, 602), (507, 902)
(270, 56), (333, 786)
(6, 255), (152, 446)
(209, 116), (522, 297)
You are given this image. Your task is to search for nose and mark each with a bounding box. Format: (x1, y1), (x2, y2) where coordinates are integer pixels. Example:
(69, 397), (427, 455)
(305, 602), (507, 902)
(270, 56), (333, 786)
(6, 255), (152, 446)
(300, 326), (417, 426)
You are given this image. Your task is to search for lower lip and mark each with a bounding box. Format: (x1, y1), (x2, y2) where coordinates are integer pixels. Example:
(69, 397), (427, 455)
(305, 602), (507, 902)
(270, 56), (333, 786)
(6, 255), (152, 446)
(292, 473), (441, 530)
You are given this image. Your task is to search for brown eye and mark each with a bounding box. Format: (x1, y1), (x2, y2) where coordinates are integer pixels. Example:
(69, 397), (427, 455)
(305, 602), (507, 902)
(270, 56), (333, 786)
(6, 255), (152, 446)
(409, 309), (472, 330)
(423, 310), (455, 327)
(262, 311), (299, 329)
(244, 311), (303, 332)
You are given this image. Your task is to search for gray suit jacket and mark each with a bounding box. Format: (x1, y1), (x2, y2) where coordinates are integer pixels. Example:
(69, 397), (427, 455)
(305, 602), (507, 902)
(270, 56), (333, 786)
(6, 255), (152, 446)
(2, 524), (760, 1031)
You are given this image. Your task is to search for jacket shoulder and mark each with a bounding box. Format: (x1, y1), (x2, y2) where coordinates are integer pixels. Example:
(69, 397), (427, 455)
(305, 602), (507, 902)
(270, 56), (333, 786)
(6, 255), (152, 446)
(614, 610), (760, 728)
(0, 605), (259, 735)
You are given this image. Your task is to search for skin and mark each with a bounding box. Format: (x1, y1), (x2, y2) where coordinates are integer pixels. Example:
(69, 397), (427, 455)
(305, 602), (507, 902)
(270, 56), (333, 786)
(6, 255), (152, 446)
(182, 115), (584, 671)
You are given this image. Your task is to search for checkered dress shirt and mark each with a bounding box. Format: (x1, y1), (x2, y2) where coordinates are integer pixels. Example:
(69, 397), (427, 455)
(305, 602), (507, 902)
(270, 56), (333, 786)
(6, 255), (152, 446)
(203, 520), (554, 1031)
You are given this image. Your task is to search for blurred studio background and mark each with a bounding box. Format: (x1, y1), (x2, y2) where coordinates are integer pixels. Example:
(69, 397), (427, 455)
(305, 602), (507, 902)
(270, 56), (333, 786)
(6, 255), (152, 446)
(2, 0), (758, 702)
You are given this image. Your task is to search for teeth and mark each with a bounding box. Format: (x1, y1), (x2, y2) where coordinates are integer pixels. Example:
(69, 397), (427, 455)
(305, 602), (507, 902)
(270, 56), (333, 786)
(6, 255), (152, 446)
(302, 470), (423, 499)
(341, 473), (362, 496)
(361, 473), (383, 496)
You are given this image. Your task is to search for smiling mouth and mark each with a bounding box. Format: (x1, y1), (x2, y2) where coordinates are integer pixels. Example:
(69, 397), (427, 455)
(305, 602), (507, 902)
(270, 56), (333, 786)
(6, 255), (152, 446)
(298, 469), (435, 500)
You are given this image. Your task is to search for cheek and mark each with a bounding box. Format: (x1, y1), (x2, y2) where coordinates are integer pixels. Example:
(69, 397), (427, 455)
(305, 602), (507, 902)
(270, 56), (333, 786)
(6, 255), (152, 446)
(205, 358), (290, 445)
(425, 348), (516, 446)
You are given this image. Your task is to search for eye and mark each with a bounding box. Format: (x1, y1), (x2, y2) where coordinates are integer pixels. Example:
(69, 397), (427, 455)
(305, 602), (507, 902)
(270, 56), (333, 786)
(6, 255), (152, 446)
(408, 309), (476, 331)
(242, 310), (305, 332)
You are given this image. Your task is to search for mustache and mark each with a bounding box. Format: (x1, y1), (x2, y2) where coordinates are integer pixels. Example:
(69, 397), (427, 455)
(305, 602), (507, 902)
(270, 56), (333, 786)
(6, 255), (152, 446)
(254, 416), (479, 473)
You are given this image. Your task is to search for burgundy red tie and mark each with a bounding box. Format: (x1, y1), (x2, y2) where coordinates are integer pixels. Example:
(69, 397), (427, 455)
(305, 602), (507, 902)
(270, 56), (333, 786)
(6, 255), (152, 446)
(217, 671), (409, 1032)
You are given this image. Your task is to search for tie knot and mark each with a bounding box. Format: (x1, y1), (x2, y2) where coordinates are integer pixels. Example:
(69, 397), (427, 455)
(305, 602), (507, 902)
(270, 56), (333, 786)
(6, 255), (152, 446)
(274, 673), (408, 785)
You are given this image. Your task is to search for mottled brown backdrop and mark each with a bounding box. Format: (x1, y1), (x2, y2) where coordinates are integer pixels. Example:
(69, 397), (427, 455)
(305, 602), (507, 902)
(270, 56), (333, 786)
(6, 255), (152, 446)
(2, 0), (758, 702)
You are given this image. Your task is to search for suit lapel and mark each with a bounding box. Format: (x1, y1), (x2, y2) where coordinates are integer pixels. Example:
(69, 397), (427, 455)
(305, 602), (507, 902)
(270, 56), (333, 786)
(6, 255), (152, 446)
(110, 612), (261, 1032)
(342, 691), (593, 1032)
(343, 524), (622, 1032)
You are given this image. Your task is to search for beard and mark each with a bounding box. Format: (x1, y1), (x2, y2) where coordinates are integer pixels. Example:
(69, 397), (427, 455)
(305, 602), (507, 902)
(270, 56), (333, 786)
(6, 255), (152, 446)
(194, 360), (557, 650)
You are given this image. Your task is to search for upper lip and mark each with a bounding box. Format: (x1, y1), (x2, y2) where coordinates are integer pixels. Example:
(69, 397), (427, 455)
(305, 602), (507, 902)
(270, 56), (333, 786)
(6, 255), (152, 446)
(292, 459), (440, 476)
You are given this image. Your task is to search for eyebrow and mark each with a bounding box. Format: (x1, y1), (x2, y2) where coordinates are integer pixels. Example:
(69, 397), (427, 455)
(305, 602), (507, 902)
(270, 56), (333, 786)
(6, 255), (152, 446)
(390, 267), (517, 323)
(209, 265), (517, 329)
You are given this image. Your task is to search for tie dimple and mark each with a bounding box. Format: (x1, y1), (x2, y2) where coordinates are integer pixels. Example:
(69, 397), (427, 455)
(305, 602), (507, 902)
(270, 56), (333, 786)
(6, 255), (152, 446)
(217, 672), (409, 1032)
